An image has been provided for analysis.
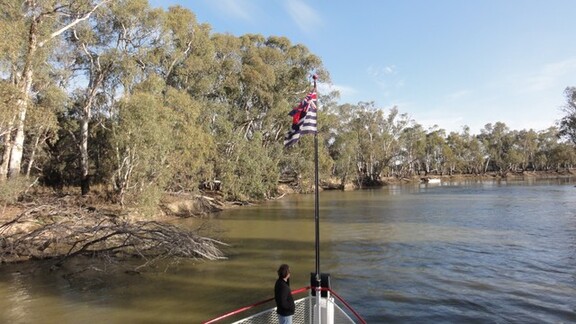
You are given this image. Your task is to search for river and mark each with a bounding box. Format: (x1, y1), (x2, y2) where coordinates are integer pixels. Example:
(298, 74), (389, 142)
(0, 178), (575, 323)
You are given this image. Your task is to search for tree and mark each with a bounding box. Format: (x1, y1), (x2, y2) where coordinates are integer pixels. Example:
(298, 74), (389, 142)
(534, 127), (559, 171)
(0, 0), (109, 180)
(479, 122), (512, 173)
(424, 127), (447, 175)
(64, 0), (165, 195)
(206, 33), (327, 196)
(516, 129), (539, 170)
(326, 103), (362, 187)
(399, 124), (426, 176)
(23, 85), (66, 178)
(559, 86), (576, 146)
(0, 81), (20, 180)
(111, 77), (174, 209)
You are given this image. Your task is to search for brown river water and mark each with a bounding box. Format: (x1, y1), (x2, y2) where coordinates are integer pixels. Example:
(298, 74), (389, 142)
(1, 178), (575, 323)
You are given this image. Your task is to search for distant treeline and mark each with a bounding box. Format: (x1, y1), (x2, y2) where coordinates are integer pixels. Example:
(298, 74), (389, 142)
(1, 1), (575, 210)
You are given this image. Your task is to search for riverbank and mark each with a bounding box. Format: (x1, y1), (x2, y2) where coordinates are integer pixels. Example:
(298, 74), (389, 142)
(318, 169), (576, 190)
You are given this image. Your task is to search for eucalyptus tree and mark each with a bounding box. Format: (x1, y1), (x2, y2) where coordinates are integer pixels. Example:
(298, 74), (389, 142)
(440, 136), (458, 175)
(200, 34), (274, 198)
(0, 3), (22, 180)
(504, 130), (524, 172)
(479, 122), (515, 173)
(467, 135), (487, 174)
(0, 0), (109, 180)
(558, 86), (576, 146)
(327, 103), (362, 186)
(353, 102), (383, 183)
(219, 34), (323, 142)
(398, 124), (426, 176)
(548, 143), (576, 170)
(206, 33), (327, 197)
(66, 2), (116, 193)
(435, 130), (458, 175)
(111, 76), (173, 208)
(159, 6), (215, 96)
(534, 127), (559, 170)
(358, 104), (411, 182)
(453, 126), (487, 174)
(534, 126), (576, 171)
(446, 126), (476, 174)
(106, 4), (218, 205)
(515, 129), (539, 170)
(377, 107), (411, 178)
(149, 5), (218, 193)
(328, 102), (411, 186)
(423, 127), (447, 175)
(262, 37), (326, 147)
(331, 101), (381, 185)
(23, 84), (66, 178)
(0, 81), (19, 180)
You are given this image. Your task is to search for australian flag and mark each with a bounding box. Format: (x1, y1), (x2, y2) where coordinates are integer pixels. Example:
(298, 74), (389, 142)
(284, 91), (318, 147)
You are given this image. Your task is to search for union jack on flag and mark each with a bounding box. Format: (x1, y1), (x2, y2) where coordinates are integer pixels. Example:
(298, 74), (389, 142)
(284, 91), (318, 147)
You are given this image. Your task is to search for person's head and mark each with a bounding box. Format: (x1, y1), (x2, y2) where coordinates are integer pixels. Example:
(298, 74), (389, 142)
(277, 264), (290, 280)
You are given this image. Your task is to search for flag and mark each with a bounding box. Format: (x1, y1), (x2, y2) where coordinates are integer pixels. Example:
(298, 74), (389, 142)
(284, 91), (318, 147)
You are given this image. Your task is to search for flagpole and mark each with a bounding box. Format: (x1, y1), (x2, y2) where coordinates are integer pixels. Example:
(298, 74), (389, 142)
(314, 133), (320, 277)
(312, 75), (320, 279)
(283, 74), (321, 322)
(311, 75), (322, 324)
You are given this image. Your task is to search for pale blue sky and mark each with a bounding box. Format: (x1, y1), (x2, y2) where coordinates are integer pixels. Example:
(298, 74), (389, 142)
(149, 0), (576, 133)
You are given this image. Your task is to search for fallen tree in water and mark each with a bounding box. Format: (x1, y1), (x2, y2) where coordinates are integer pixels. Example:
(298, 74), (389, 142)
(0, 198), (227, 270)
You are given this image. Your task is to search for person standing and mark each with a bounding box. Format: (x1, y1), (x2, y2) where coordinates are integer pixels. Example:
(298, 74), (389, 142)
(274, 264), (295, 324)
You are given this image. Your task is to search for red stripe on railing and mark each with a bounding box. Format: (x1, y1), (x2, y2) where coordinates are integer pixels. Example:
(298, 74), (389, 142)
(203, 287), (311, 324)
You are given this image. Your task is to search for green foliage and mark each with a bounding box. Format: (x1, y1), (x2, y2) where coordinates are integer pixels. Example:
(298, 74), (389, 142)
(112, 78), (173, 206)
(163, 89), (214, 191)
(281, 134), (329, 192)
(217, 132), (279, 201)
(479, 122), (517, 173)
(559, 87), (576, 145)
(326, 102), (413, 185)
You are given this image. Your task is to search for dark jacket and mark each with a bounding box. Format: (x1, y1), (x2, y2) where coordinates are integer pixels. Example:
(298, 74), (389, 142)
(274, 278), (295, 316)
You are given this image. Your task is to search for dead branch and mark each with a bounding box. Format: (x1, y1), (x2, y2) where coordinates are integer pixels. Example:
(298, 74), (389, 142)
(0, 202), (227, 268)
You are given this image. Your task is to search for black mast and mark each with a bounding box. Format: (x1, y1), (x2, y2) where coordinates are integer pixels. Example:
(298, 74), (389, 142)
(312, 76), (320, 283)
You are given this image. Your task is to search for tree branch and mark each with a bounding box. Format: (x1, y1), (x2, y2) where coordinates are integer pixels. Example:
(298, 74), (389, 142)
(38, 0), (111, 48)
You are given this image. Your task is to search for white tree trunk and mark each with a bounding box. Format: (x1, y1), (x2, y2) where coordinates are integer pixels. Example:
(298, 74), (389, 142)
(80, 108), (90, 194)
(8, 103), (28, 177)
(7, 0), (110, 179)
(8, 16), (37, 178)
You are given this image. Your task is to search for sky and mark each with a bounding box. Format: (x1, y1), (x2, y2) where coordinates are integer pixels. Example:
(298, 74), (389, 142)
(149, 0), (576, 134)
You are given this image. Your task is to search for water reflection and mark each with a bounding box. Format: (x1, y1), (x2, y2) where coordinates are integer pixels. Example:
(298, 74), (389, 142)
(5, 272), (31, 323)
